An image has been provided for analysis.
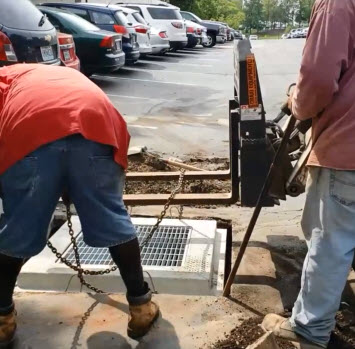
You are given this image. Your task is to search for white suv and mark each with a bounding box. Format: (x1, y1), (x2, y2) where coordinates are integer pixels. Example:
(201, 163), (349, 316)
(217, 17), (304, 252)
(117, 2), (188, 50)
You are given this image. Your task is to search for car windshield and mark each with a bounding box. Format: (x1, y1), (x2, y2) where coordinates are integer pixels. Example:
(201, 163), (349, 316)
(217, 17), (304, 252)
(114, 11), (129, 26)
(57, 11), (100, 31)
(1, 0), (53, 31)
(132, 12), (147, 25)
(147, 7), (182, 20)
(189, 13), (202, 22)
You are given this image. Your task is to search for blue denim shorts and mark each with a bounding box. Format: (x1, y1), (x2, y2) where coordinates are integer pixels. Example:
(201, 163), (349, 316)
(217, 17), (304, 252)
(0, 134), (136, 258)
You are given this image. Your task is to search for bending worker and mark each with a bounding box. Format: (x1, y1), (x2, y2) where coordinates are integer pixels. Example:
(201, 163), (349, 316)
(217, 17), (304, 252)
(0, 64), (159, 346)
(263, 0), (355, 348)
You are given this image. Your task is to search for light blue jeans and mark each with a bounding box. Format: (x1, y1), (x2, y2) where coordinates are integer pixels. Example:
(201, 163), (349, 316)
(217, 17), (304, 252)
(290, 167), (355, 347)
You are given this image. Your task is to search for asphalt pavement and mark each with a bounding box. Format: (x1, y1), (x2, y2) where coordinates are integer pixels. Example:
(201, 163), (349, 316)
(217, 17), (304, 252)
(93, 39), (305, 159)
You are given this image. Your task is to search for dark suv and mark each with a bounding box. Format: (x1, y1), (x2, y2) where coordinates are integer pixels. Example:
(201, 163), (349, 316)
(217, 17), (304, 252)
(42, 3), (140, 64)
(0, 0), (60, 66)
(181, 11), (226, 48)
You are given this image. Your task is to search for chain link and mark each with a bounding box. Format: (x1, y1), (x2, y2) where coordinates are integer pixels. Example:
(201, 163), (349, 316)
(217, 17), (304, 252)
(46, 169), (186, 293)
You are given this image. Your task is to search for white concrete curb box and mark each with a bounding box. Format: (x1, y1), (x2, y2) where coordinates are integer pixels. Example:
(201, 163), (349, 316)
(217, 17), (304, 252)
(18, 217), (227, 296)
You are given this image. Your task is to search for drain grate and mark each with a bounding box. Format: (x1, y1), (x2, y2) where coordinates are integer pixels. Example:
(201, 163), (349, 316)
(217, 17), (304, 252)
(62, 225), (192, 267)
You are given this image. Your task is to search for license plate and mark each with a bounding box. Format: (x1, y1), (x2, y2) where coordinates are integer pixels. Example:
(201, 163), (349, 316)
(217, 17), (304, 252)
(40, 46), (54, 61)
(63, 49), (71, 61)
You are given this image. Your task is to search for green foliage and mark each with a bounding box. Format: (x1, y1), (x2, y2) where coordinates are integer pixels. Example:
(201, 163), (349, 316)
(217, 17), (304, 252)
(169, 0), (315, 31)
(169, 0), (245, 29)
(243, 0), (263, 32)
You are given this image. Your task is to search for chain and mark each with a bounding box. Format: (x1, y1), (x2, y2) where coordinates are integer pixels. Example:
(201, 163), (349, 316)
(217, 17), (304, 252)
(46, 169), (186, 293)
(178, 178), (186, 220)
(140, 169), (185, 248)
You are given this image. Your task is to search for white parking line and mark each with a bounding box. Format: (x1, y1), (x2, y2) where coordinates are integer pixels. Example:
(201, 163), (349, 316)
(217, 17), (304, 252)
(129, 125), (158, 130)
(106, 93), (171, 102)
(141, 60), (212, 67)
(121, 67), (230, 76)
(93, 75), (201, 87)
(193, 58), (221, 61)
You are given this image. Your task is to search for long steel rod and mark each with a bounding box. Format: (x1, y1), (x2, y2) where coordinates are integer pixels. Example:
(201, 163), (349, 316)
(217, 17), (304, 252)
(223, 114), (296, 297)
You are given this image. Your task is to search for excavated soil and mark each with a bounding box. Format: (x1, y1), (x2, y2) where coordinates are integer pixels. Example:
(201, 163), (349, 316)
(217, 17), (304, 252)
(125, 152), (231, 195)
(330, 308), (355, 348)
(208, 309), (355, 349)
(207, 317), (296, 349)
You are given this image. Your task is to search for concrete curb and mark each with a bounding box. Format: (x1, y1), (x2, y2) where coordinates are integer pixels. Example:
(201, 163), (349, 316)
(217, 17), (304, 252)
(247, 331), (280, 349)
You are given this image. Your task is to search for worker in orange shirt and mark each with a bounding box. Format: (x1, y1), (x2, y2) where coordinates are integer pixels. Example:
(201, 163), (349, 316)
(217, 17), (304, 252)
(0, 64), (159, 346)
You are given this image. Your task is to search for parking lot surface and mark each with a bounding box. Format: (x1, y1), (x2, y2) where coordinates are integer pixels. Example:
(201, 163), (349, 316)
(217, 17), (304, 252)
(93, 43), (234, 159)
(93, 39), (305, 159)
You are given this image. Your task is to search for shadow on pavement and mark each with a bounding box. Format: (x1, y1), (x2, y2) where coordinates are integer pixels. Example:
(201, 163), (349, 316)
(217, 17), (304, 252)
(231, 236), (307, 310)
(87, 331), (132, 349)
(86, 294), (182, 349)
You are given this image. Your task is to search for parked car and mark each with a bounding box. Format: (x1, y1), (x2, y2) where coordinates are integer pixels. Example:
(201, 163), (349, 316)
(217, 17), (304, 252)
(181, 11), (226, 48)
(249, 35), (258, 40)
(289, 28), (304, 38)
(120, 7), (152, 55)
(57, 32), (80, 70)
(149, 27), (170, 54)
(281, 33), (288, 39)
(203, 20), (228, 44)
(42, 3), (140, 64)
(118, 3), (188, 51)
(199, 27), (209, 47)
(224, 24), (232, 41)
(38, 6), (125, 76)
(185, 20), (208, 48)
(0, 0), (61, 67)
(301, 27), (309, 38)
(232, 30), (243, 40)
(120, 4), (169, 55)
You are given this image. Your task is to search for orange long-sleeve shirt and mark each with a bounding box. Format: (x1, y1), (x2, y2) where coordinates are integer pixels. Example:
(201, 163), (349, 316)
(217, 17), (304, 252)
(292, 0), (355, 169)
(0, 64), (130, 174)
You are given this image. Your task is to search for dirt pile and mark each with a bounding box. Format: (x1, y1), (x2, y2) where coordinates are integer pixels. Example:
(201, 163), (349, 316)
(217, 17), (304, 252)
(207, 317), (295, 349)
(330, 308), (355, 348)
(126, 152), (231, 195)
(207, 308), (355, 349)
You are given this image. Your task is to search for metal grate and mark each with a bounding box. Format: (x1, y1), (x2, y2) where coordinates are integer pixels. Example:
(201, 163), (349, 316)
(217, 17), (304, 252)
(61, 225), (191, 267)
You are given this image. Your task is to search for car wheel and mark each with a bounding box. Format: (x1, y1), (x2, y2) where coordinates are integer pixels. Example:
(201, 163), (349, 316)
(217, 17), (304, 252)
(203, 34), (216, 48)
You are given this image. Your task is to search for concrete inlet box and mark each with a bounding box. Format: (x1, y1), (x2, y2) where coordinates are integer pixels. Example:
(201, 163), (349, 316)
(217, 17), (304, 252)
(18, 217), (227, 296)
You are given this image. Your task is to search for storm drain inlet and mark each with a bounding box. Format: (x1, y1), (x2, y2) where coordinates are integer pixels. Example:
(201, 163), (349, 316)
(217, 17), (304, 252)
(63, 225), (191, 267)
(18, 217), (227, 295)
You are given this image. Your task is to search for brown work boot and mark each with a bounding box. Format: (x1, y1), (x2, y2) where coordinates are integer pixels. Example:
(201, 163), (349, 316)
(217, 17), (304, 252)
(0, 309), (16, 347)
(262, 314), (325, 348)
(127, 289), (160, 339)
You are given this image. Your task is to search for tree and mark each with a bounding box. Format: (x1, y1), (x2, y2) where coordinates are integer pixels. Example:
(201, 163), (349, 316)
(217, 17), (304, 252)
(295, 0), (315, 25)
(168, 0), (198, 12)
(262, 0), (278, 28)
(243, 0), (264, 32)
(169, 0), (245, 29)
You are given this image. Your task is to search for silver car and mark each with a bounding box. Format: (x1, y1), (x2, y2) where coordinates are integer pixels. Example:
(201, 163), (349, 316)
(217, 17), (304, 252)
(149, 26), (170, 54)
(120, 7), (152, 55)
(121, 7), (169, 55)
